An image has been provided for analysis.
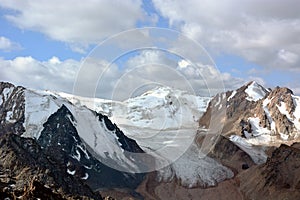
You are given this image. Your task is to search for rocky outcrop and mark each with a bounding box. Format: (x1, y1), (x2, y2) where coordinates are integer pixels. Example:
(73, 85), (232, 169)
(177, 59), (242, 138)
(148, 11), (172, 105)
(199, 81), (300, 142)
(0, 132), (102, 199)
(208, 135), (255, 173)
(0, 82), (25, 136)
(238, 144), (300, 200)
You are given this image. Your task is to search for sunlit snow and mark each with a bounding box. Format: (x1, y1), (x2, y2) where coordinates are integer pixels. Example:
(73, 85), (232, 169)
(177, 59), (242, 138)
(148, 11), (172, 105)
(245, 82), (267, 101)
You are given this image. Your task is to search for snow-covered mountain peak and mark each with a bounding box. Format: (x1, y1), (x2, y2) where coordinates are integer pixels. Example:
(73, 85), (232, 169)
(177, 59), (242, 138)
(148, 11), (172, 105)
(244, 81), (269, 102)
(200, 81), (300, 151)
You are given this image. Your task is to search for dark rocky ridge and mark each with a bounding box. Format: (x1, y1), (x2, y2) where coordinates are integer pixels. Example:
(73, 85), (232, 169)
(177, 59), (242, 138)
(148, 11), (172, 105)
(0, 132), (102, 199)
(0, 82), (25, 136)
(38, 104), (145, 190)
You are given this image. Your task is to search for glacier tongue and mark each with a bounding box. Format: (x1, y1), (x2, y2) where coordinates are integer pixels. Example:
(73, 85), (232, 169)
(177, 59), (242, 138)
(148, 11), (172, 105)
(157, 143), (234, 188)
(229, 135), (267, 164)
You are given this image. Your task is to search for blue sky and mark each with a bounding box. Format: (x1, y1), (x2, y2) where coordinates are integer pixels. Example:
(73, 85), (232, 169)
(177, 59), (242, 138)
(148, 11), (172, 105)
(0, 0), (299, 97)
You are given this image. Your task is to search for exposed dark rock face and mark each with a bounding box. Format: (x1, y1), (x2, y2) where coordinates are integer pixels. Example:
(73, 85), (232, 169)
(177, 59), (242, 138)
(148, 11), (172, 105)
(0, 82), (25, 136)
(37, 104), (145, 190)
(100, 114), (144, 154)
(0, 132), (102, 199)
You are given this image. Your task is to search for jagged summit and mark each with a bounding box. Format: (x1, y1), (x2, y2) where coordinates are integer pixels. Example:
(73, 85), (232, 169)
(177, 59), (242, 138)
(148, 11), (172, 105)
(243, 81), (269, 101)
(199, 81), (300, 145)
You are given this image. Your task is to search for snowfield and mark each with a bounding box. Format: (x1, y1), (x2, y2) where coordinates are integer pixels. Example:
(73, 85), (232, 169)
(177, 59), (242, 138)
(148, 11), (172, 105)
(56, 86), (210, 132)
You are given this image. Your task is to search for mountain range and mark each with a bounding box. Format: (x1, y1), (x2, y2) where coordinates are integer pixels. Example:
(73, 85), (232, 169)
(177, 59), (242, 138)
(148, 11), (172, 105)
(0, 81), (300, 199)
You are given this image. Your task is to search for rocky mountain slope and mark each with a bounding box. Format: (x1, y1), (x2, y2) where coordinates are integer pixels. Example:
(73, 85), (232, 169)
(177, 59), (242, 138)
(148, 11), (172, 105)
(0, 132), (101, 199)
(0, 82), (25, 135)
(200, 81), (300, 142)
(238, 143), (300, 200)
(0, 81), (147, 199)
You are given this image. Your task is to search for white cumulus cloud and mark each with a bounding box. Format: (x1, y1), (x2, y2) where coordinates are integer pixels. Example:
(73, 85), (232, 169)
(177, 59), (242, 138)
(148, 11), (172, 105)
(152, 0), (300, 70)
(0, 36), (22, 52)
(0, 0), (147, 52)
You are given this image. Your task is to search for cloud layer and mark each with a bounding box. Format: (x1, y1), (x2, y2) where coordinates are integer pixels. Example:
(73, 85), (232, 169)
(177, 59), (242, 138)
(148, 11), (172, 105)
(0, 49), (248, 99)
(0, 0), (147, 52)
(152, 0), (300, 70)
(0, 56), (79, 92)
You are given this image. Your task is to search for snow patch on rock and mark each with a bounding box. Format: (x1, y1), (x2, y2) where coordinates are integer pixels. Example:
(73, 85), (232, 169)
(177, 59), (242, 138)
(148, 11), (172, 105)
(67, 169), (76, 175)
(248, 117), (271, 136)
(277, 99), (300, 131)
(292, 95), (300, 130)
(227, 90), (237, 101)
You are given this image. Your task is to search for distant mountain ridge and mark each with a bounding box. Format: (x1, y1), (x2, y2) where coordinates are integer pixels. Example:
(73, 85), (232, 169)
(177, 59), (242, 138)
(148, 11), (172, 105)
(52, 86), (211, 135)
